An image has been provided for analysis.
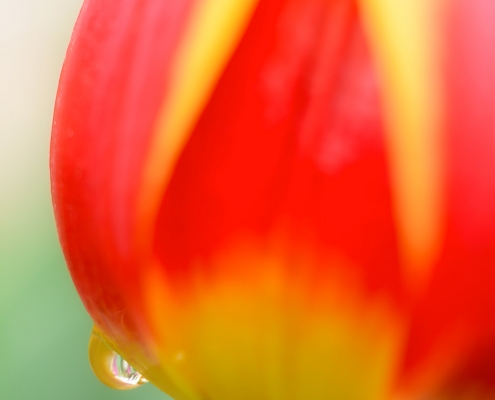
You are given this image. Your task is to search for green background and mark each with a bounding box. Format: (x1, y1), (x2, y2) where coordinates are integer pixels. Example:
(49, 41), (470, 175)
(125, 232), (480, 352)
(0, 1), (171, 398)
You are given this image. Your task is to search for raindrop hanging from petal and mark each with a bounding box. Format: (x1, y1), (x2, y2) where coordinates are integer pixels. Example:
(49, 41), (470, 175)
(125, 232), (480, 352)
(88, 326), (148, 390)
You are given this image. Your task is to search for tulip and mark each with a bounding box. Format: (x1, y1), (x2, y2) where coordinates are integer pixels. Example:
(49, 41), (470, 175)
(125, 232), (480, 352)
(50, 0), (495, 399)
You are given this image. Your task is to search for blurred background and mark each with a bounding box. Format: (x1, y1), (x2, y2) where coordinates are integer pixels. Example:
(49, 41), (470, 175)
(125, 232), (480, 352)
(0, 1), (170, 398)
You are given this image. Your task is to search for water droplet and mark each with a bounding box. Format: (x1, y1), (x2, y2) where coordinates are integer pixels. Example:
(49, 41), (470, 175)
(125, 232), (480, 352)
(88, 326), (148, 390)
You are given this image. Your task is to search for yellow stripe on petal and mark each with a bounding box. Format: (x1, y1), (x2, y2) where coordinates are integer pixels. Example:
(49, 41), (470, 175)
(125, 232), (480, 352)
(358, 0), (444, 286)
(137, 0), (260, 247)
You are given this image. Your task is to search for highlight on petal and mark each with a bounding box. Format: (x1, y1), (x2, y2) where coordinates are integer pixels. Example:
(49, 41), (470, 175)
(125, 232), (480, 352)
(50, 0), (495, 399)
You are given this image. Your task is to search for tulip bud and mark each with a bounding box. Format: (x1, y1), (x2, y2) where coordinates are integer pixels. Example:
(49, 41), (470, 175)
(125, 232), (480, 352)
(51, 0), (495, 399)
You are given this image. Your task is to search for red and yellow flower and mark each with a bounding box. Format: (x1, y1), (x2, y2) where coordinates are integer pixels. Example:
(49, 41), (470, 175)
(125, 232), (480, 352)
(50, 0), (495, 399)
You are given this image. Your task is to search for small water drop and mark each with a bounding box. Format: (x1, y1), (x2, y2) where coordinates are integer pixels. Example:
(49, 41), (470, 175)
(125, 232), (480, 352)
(88, 326), (148, 390)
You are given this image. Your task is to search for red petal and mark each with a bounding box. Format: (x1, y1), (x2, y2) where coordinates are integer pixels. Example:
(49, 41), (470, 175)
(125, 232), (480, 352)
(153, 0), (404, 305)
(51, 0), (194, 343)
(400, 0), (495, 395)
